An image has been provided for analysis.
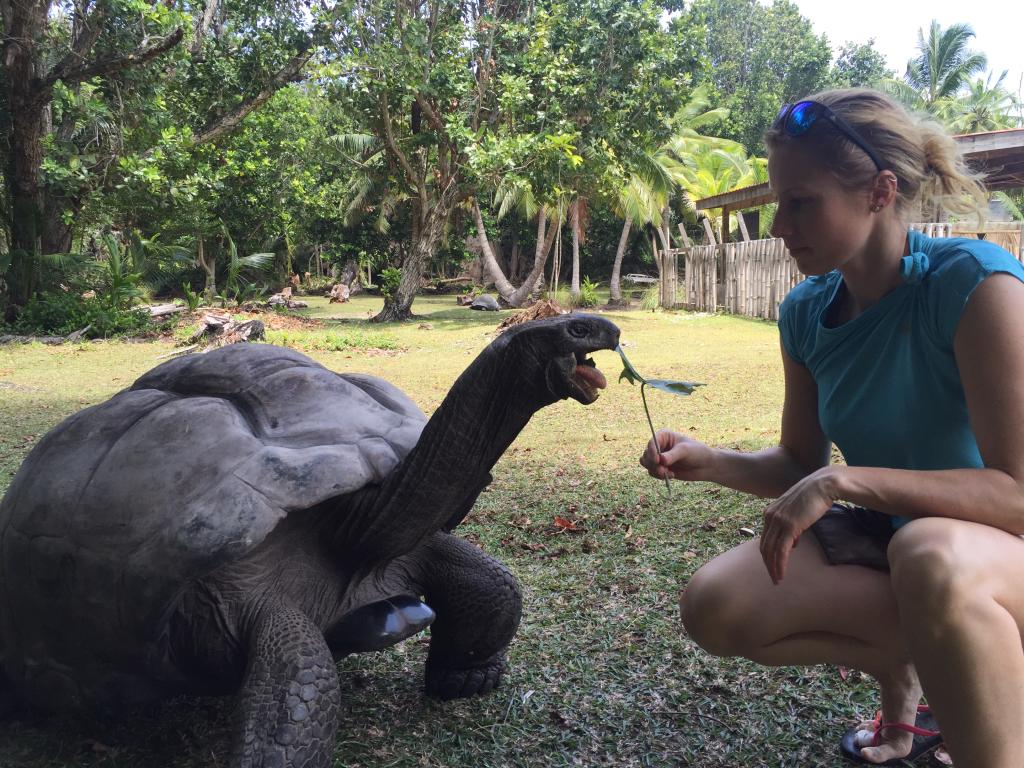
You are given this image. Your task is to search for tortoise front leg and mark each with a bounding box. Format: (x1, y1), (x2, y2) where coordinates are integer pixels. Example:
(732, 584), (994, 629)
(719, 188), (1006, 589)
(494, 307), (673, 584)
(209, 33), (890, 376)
(418, 532), (522, 700)
(233, 602), (340, 768)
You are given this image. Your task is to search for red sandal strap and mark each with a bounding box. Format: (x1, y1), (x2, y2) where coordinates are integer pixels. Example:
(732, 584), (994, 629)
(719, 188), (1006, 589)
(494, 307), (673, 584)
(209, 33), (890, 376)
(865, 704), (941, 747)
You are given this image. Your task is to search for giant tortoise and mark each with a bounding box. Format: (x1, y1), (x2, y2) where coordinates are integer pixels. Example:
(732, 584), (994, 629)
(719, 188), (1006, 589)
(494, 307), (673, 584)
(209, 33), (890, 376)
(0, 313), (619, 767)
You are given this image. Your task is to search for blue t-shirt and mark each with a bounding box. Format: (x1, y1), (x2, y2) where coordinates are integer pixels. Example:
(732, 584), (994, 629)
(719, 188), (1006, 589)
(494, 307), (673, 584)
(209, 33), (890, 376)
(778, 229), (1024, 525)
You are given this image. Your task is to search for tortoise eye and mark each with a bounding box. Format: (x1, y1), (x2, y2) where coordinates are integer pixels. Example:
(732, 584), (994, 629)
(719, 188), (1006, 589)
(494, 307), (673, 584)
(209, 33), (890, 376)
(568, 322), (589, 339)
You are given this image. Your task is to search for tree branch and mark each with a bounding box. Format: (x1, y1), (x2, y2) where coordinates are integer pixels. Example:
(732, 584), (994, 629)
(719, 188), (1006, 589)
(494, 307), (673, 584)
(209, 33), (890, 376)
(190, 50), (312, 145)
(190, 0), (220, 55)
(414, 93), (449, 136)
(379, 95), (425, 210)
(40, 27), (184, 95)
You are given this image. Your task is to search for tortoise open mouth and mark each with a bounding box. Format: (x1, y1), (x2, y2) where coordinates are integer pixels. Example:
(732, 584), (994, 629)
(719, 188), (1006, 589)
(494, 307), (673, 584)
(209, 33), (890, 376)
(564, 351), (608, 404)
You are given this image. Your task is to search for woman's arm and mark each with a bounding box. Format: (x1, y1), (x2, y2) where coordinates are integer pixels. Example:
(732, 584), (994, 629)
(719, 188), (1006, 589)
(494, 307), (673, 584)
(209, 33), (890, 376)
(822, 272), (1024, 534)
(645, 340), (831, 497)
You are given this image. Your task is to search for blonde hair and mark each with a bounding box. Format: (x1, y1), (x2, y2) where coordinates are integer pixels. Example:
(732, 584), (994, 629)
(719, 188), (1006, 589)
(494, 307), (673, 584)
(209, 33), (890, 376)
(764, 87), (988, 221)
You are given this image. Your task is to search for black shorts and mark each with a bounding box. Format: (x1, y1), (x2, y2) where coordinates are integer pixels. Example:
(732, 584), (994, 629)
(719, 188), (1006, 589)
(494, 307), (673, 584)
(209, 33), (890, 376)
(810, 503), (895, 572)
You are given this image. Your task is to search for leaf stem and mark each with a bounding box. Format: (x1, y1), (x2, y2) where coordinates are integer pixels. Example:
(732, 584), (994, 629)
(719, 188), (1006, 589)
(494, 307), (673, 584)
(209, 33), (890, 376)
(640, 382), (671, 495)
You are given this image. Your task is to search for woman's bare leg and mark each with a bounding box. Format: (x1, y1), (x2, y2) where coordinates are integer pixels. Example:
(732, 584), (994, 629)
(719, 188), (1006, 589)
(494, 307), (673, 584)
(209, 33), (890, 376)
(681, 533), (920, 763)
(888, 517), (1024, 768)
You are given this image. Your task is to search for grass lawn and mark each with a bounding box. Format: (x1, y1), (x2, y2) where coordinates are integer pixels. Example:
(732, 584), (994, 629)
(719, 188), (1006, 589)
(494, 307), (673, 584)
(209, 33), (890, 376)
(0, 295), (909, 767)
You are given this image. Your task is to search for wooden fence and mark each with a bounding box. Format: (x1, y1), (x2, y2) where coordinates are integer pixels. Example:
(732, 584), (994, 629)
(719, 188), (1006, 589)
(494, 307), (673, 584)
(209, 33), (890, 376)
(682, 239), (797, 319)
(674, 221), (1024, 321)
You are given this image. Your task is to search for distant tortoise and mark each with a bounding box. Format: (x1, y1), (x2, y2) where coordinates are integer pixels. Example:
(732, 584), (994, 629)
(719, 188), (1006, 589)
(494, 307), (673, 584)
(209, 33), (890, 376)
(469, 294), (501, 311)
(0, 314), (619, 768)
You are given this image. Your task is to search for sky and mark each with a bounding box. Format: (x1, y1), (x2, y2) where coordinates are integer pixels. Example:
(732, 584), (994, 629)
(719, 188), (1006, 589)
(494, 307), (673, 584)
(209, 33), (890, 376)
(788, 0), (1023, 95)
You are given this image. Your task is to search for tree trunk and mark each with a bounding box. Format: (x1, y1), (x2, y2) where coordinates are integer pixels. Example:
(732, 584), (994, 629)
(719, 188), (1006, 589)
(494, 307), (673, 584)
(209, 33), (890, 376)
(3, 0), (49, 307)
(472, 201), (517, 301)
(569, 200), (581, 297)
(197, 236), (217, 301)
(608, 218), (632, 305)
(472, 203), (558, 308)
(374, 199), (449, 322)
(512, 239), (523, 283)
(42, 195), (76, 255)
(509, 208), (557, 307)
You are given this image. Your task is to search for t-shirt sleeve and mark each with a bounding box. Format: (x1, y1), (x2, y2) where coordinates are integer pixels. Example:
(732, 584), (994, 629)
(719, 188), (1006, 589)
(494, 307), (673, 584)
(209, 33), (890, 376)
(774, 278), (823, 368)
(778, 294), (802, 366)
(927, 240), (1024, 345)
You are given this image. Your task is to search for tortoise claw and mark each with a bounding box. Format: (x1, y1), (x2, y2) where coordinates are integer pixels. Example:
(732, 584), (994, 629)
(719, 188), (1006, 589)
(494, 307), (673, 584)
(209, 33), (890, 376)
(424, 657), (505, 700)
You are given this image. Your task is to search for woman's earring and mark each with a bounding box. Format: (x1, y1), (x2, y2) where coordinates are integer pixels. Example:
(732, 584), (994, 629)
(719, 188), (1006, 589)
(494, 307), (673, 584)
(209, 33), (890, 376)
(870, 203), (883, 212)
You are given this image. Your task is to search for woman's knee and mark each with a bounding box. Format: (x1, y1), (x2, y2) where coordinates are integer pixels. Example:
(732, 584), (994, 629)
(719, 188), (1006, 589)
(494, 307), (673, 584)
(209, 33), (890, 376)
(887, 518), (973, 611)
(680, 563), (753, 657)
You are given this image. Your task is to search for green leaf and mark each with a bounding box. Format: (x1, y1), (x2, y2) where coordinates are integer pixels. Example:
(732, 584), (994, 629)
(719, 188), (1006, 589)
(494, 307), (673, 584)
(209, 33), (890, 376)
(616, 344), (645, 385)
(645, 379), (705, 396)
(616, 344), (703, 396)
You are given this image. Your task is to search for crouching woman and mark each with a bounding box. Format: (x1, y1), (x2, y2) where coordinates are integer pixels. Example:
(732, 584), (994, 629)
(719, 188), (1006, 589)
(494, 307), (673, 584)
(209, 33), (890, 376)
(642, 87), (1024, 766)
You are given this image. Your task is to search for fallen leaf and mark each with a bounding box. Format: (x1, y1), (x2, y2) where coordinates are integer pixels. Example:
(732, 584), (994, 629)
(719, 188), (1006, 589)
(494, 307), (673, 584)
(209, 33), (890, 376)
(738, 527), (757, 537)
(553, 516), (580, 531)
(838, 666), (850, 681)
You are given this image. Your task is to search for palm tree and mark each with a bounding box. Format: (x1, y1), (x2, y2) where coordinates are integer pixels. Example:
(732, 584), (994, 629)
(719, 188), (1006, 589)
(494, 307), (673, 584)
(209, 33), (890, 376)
(673, 143), (765, 233)
(938, 71), (1022, 132)
(885, 21), (988, 113)
(607, 87), (730, 304)
(607, 151), (677, 304)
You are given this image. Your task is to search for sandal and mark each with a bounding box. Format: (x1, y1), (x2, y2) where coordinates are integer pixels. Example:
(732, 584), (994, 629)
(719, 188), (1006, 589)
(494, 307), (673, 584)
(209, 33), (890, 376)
(840, 704), (943, 765)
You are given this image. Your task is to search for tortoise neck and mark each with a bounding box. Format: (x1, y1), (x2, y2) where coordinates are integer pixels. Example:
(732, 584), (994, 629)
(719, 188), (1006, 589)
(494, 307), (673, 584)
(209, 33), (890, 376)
(334, 338), (555, 563)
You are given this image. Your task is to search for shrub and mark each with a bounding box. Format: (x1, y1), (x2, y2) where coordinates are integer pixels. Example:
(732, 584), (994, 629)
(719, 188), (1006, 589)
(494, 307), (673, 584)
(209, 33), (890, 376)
(182, 283), (204, 312)
(576, 277), (601, 308)
(640, 284), (660, 311)
(13, 291), (151, 338)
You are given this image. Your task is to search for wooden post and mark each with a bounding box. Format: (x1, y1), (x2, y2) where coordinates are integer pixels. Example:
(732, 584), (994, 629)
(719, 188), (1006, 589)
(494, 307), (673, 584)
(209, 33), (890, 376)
(721, 205), (731, 245)
(736, 212), (750, 242)
(676, 223), (692, 248)
(701, 217), (717, 246)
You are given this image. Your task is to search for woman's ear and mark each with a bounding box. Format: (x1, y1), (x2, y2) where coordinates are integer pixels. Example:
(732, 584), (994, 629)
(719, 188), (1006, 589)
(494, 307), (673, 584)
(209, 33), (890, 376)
(869, 170), (899, 212)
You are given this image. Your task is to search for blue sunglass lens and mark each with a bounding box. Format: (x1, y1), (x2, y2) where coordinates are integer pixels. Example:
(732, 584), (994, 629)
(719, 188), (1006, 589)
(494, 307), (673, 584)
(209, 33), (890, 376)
(786, 102), (818, 135)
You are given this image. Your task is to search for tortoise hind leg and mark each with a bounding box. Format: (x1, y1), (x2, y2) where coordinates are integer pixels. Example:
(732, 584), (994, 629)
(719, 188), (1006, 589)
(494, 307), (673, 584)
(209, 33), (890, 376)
(418, 532), (522, 700)
(232, 602), (340, 768)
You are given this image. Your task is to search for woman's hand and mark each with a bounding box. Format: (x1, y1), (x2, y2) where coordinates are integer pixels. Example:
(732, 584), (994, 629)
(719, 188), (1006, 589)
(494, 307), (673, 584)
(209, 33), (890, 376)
(760, 467), (841, 584)
(640, 429), (716, 482)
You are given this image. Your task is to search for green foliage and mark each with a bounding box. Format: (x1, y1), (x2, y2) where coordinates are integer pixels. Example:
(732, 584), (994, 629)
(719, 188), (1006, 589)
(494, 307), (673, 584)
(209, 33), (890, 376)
(831, 41), (893, 88)
(182, 283), (204, 311)
(640, 284), (661, 311)
(378, 267), (402, 299)
(687, 0), (834, 153)
(12, 291), (151, 338)
(263, 328), (400, 352)
(905, 21), (988, 107)
(97, 233), (145, 312)
(616, 342), (704, 494)
(575, 277), (601, 308)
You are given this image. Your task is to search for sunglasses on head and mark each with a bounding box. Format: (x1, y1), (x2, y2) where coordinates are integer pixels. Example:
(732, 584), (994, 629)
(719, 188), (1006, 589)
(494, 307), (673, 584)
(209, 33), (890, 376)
(773, 100), (884, 172)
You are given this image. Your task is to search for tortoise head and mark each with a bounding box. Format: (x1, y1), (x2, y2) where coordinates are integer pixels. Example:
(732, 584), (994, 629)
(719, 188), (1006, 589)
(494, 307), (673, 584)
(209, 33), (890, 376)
(494, 313), (621, 405)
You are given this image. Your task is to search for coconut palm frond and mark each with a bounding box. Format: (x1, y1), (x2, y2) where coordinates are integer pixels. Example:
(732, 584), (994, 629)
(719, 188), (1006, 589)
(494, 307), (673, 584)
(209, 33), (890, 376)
(994, 192), (1024, 221)
(876, 77), (927, 112)
(342, 174), (378, 226)
(329, 133), (382, 158)
(237, 252), (275, 271)
(39, 250), (91, 270)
